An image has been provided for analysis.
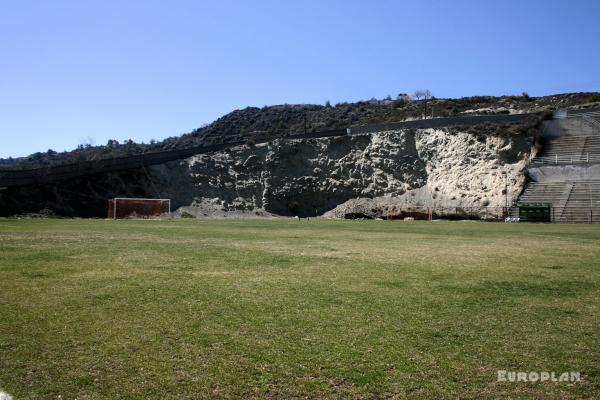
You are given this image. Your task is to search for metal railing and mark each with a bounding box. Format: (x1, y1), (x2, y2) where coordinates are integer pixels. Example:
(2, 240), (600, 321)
(582, 116), (600, 131)
(549, 207), (600, 223)
(531, 153), (600, 165)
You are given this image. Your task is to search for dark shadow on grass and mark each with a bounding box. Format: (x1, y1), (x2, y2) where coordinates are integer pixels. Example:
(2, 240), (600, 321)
(20, 271), (52, 279)
(441, 280), (597, 299)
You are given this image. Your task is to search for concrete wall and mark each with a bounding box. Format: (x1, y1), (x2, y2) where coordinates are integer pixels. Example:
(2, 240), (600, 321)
(529, 164), (600, 182)
(542, 119), (598, 137)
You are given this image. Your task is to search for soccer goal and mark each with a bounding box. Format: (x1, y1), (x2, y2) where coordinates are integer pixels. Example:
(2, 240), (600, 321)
(107, 198), (171, 219)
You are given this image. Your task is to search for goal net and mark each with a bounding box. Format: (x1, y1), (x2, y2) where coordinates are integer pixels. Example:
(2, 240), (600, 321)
(107, 198), (171, 219)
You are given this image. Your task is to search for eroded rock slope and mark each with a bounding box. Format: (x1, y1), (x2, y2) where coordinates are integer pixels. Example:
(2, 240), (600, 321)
(0, 127), (533, 218)
(174, 128), (531, 218)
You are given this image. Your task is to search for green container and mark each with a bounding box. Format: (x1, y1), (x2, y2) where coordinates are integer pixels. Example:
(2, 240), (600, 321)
(518, 204), (551, 222)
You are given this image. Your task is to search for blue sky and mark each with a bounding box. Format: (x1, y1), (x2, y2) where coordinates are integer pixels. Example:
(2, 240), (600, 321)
(1, 0), (599, 158)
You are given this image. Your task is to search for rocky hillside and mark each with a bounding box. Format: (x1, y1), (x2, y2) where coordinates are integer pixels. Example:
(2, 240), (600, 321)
(2, 92), (597, 170)
(176, 126), (531, 219)
(0, 122), (535, 219)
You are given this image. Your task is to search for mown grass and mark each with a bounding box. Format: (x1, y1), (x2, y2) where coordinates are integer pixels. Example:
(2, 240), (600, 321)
(0, 219), (598, 399)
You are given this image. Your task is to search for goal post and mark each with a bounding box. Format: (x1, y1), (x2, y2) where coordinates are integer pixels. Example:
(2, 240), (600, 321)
(107, 198), (171, 219)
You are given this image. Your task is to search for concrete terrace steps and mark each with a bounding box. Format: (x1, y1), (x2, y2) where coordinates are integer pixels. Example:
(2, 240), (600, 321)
(563, 181), (600, 208)
(541, 135), (600, 156)
(523, 112), (600, 222)
(518, 181), (600, 223)
(531, 135), (600, 165)
(519, 181), (600, 205)
(583, 136), (600, 155)
(518, 182), (571, 205)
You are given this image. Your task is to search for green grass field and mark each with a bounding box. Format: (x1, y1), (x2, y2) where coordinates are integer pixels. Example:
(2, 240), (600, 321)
(0, 219), (599, 399)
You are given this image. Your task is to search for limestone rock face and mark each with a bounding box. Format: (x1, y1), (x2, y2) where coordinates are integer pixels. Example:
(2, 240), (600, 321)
(175, 128), (531, 218)
(0, 128), (532, 218)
